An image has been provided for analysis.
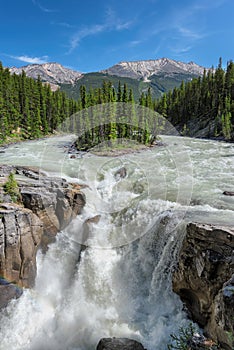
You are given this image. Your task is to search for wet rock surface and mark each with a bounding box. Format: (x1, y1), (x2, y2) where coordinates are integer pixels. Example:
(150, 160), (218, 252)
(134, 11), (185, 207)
(0, 278), (23, 309)
(223, 191), (234, 196)
(114, 167), (127, 180)
(173, 222), (234, 350)
(96, 338), (146, 350)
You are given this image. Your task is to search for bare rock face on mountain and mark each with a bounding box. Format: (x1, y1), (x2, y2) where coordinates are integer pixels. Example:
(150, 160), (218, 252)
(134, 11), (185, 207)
(173, 223), (234, 350)
(10, 62), (83, 90)
(0, 165), (86, 307)
(101, 58), (205, 81)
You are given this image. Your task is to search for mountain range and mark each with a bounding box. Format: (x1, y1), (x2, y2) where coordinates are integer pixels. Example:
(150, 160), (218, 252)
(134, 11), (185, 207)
(101, 58), (204, 80)
(9, 58), (206, 99)
(10, 62), (83, 91)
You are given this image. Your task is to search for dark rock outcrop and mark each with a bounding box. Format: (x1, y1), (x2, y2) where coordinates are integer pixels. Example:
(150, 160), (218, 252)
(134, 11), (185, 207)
(0, 165), (86, 307)
(173, 223), (234, 350)
(223, 191), (234, 196)
(85, 215), (101, 225)
(209, 275), (234, 349)
(96, 338), (146, 350)
(114, 167), (127, 180)
(0, 278), (23, 309)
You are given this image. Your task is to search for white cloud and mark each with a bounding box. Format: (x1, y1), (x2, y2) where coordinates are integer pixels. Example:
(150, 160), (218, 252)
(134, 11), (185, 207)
(69, 24), (106, 53)
(52, 21), (75, 29)
(193, 0), (228, 10)
(177, 26), (204, 40)
(105, 8), (134, 30)
(10, 55), (49, 64)
(154, 1), (209, 57)
(129, 40), (142, 47)
(170, 46), (193, 55)
(116, 21), (133, 30)
(68, 9), (134, 53)
(32, 0), (57, 13)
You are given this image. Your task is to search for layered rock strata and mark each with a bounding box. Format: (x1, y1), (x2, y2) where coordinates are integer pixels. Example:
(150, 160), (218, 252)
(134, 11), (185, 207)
(173, 222), (234, 350)
(0, 165), (85, 307)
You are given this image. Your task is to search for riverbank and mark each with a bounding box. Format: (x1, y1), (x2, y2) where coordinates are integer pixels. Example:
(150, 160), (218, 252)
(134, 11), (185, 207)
(0, 132), (62, 152)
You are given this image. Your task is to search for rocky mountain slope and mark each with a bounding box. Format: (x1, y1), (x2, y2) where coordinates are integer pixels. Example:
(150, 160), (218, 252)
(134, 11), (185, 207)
(8, 58), (206, 98)
(101, 57), (205, 81)
(10, 62), (83, 90)
(62, 58), (206, 100)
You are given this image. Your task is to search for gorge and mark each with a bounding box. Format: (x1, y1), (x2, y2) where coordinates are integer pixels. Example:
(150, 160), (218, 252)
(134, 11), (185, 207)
(0, 134), (233, 350)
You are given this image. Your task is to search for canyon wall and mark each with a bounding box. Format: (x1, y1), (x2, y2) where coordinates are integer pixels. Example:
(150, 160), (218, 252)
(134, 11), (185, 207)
(0, 165), (85, 307)
(173, 222), (234, 350)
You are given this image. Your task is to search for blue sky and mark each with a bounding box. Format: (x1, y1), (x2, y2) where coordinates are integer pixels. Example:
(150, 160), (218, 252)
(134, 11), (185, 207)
(1, 0), (234, 72)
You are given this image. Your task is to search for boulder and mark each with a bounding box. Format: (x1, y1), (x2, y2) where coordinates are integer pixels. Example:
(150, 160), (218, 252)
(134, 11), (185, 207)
(85, 215), (101, 224)
(96, 338), (146, 350)
(114, 167), (127, 180)
(0, 278), (23, 309)
(81, 215), (101, 247)
(173, 222), (234, 350)
(223, 191), (234, 196)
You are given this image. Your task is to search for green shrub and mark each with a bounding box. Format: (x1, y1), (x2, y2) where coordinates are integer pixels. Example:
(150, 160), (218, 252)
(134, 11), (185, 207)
(3, 172), (21, 203)
(167, 323), (219, 350)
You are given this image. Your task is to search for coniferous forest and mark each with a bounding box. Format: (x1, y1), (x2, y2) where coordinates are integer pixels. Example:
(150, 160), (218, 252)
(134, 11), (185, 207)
(153, 59), (234, 141)
(0, 62), (78, 143)
(0, 58), (234, 146)
(60, 81), (161, 150)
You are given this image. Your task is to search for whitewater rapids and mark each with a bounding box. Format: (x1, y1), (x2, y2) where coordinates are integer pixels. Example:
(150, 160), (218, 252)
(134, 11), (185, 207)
(0, 135), (233, 350)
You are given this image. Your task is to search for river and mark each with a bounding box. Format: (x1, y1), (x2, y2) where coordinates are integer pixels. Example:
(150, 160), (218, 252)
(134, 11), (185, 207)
(0, 134), (233, 350)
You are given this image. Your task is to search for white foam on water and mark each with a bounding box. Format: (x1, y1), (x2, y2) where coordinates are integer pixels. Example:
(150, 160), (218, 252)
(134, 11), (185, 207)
(0, 134), (233, 350)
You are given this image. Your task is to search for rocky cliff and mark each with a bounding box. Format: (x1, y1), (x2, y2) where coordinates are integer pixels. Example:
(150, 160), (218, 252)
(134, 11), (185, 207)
(0, 203), (42, 289)
(0, 165), (85, 307)
(173, 223), (234, 350)
(10, 62), (83, 90)
(101, 58), (205, 81)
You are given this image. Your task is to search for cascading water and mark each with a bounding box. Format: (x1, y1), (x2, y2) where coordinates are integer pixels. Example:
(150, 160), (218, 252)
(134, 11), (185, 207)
(0, 134), (233, 350)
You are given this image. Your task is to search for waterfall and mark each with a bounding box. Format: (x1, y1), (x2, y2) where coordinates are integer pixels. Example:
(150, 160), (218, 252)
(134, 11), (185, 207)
(0, 177), (188, 350)
(1, 134), (233, 350)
